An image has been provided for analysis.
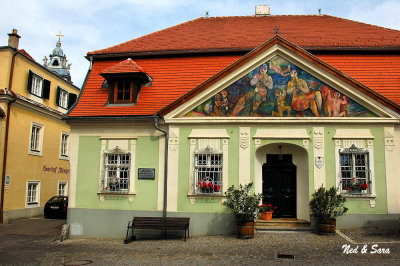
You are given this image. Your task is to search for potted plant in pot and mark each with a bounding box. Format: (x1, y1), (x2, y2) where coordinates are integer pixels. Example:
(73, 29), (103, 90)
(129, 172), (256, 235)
(309, 186), (348, 234)
(224, 182), (262, 239)
(259, 203), (276, 220)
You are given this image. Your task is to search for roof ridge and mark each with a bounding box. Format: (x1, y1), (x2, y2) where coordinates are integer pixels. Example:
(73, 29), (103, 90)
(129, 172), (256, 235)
(89, 17), (203, 55)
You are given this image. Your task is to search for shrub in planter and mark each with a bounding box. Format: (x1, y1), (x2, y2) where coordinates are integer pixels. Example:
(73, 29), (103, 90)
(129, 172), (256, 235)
(224, 183), (262, 238)
(310, 186), (348, 234)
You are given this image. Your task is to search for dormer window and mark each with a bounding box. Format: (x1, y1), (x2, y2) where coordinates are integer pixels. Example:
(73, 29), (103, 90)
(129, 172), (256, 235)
(101, 58), (151, 105)
(114, 80), (136, 103)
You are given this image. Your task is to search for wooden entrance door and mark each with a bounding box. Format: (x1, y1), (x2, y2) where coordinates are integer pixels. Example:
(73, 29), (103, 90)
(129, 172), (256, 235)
(262, 154), (297, 218)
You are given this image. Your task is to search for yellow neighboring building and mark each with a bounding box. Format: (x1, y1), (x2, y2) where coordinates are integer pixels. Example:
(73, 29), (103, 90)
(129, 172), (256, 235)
(0, 29), (80, 223)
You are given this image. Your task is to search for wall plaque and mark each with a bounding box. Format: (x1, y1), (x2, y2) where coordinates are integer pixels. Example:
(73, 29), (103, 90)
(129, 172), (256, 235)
(315, 157), (324, 169)
(138, 168), (155, 180)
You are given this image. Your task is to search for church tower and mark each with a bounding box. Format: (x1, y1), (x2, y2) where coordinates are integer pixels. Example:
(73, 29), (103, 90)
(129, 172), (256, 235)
(43, 31), (72, 82)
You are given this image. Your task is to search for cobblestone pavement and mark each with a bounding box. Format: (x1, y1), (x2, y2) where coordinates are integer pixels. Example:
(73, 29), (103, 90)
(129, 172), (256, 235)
(1, 217), (400, 265)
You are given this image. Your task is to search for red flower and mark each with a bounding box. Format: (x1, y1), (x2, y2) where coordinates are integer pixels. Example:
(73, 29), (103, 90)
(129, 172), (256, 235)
(359, 184), (363, 187)
(202, 182), (206, 187)
(274, 206), (277, 209)
(105, 186), (108, 190)
(268, 204), (272, 207)
(271, 210), (274, 213)
(346, 187), (350, 191)
(365, 184), (368, 188)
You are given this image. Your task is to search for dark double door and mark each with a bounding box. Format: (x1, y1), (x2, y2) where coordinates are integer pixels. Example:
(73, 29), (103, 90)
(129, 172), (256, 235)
(262, 154), (297, 218)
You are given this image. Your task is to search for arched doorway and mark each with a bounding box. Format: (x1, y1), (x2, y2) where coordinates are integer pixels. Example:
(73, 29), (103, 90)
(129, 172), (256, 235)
(262, 154), (296, 218)
(255, 143), (309, 221)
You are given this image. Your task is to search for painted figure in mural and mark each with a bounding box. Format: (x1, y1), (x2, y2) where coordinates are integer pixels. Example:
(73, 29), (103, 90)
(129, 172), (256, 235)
(250, 63), (274, 90)
(326, 90), (348, 117)
(286, 68), (322, 117)
(269, 61), (291, 77)
(272, 89), (291, 117)
(211, 90), (229, 116)
(230, 82), (269, 116)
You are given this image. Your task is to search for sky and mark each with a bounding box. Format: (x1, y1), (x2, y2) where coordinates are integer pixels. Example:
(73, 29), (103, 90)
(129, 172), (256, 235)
(1, 0), (400, 88)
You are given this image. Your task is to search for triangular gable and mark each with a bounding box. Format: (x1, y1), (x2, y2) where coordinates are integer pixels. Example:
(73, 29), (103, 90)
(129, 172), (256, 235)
(184, 56), (376, 117)
(102, 58), (146, 75)
(159, 36), (400, 119)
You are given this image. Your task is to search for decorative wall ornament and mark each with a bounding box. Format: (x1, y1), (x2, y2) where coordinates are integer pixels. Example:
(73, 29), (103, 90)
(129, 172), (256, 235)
(302, 139), (309, 150)
(313, 128), (323, 150)
(385, 138), (395, 152)
(240, 128), (250, 149)
(315, 157), (324, 169)
(169, 138), (179, 151)
(198, 139), (220, 151)
(343, 140), (365, 148)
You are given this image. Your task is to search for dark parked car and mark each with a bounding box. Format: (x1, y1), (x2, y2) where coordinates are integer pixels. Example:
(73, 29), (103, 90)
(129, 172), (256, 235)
(44, 196), (68, 219)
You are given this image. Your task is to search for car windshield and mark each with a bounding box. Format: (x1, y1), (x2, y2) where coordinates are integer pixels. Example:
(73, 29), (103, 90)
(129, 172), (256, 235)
(49, 197), (67, 203)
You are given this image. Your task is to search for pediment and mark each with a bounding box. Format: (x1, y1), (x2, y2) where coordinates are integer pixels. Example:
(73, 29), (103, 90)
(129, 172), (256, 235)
(161, 36), (399, 120)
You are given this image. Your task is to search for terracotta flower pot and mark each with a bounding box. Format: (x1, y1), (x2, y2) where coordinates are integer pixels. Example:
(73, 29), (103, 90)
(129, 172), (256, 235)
(260, 211), (273, 220)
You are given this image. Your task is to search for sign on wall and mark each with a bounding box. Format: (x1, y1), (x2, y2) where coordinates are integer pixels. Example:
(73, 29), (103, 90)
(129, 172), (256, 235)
(138, 168), (155, 180)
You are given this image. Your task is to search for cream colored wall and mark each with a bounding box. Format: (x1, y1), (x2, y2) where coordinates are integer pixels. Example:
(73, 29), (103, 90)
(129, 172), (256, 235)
(3, 104), (70, 211)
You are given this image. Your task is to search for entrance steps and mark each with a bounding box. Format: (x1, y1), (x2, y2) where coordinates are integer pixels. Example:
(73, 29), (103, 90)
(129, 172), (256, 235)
(255, 218), (313, 232)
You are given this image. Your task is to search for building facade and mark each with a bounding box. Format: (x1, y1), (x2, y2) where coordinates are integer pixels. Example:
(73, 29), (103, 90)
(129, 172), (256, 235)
(0, 30), (80, 223)
(66, 13), (400, 238)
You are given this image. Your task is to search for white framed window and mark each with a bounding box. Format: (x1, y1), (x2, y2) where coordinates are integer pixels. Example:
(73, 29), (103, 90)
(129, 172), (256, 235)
(26, 181), (40, 206)
(31, 73), (43, 97)
(29, 122), (44, 156)
(102, 147), (131, 192)
(58, 88), (69, 109)
(60, 132), (69, 158)
(58, 182), (68, 196)
(339, 144), (371, 194)
(194, 149), (223, 194)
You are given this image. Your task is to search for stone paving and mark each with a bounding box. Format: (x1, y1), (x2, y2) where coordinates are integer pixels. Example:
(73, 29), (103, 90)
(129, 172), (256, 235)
(1, 217), (400, 265)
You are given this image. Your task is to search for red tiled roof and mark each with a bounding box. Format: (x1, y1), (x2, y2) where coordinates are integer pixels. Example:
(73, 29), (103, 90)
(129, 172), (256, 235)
(19, 49), (35, 61)
(89, 15), (400, 56)
(68, 55), (241, 117)
(318, 55), (400, 106)
(102, 58), (146, 75)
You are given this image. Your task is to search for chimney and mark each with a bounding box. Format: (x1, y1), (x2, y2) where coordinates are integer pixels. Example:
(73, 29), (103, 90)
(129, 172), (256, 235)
(255, 5), (270, 16)
(8, 29), (21, 49)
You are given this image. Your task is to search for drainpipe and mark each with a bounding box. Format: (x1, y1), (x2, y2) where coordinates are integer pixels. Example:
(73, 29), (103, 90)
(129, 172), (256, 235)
(151, 115), (168, 219)
(0, 50), (18, 223)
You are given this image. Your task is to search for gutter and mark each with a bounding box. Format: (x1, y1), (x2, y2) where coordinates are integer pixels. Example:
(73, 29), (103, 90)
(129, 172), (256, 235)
(1, 49), (18, 223)
(150, 115), (169, 219)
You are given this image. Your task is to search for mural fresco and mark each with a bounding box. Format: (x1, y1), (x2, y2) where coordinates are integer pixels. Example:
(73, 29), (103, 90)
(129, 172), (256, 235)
(184, 56), (377, 117)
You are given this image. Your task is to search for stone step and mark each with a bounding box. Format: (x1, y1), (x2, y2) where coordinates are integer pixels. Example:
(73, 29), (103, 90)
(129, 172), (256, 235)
(255, 218), (313, 232)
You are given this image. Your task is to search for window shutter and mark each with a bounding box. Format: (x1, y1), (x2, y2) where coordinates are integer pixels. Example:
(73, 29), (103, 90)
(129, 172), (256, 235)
(42, 79), (51, 99)
(27, 70), (33, 93)
(56, 86), (61, 106)
(68, 93), (77, 109)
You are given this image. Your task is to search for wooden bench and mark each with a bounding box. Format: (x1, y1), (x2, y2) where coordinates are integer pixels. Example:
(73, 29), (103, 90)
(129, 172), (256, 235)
(124, 217), (190, 243)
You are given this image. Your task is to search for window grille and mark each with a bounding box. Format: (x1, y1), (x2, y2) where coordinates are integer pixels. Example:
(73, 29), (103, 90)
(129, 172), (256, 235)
(339, 144), (371, 194)
(103, 151), (131, 192)
(194, 149), (222, 194)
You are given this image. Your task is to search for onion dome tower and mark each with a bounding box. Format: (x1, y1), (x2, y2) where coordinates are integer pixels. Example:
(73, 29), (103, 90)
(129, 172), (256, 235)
(43, 31), (72, 82)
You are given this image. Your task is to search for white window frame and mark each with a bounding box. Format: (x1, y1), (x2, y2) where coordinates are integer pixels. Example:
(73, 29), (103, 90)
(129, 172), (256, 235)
(58, 88), (69, 109)
(334, 137), (376, 206)
(193, 149), (223, 195)
(58, 181), (68, 196)
(103, 150), (131, 192)
(31, 73), (43, 97)
(29, 122), (44, 156)
(60, 132), (69, 159)
(339, 144), (371, 194)
(26, 181), (40, 207)
(98, 138), (136, 197)
(187, 132), (229, 200)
